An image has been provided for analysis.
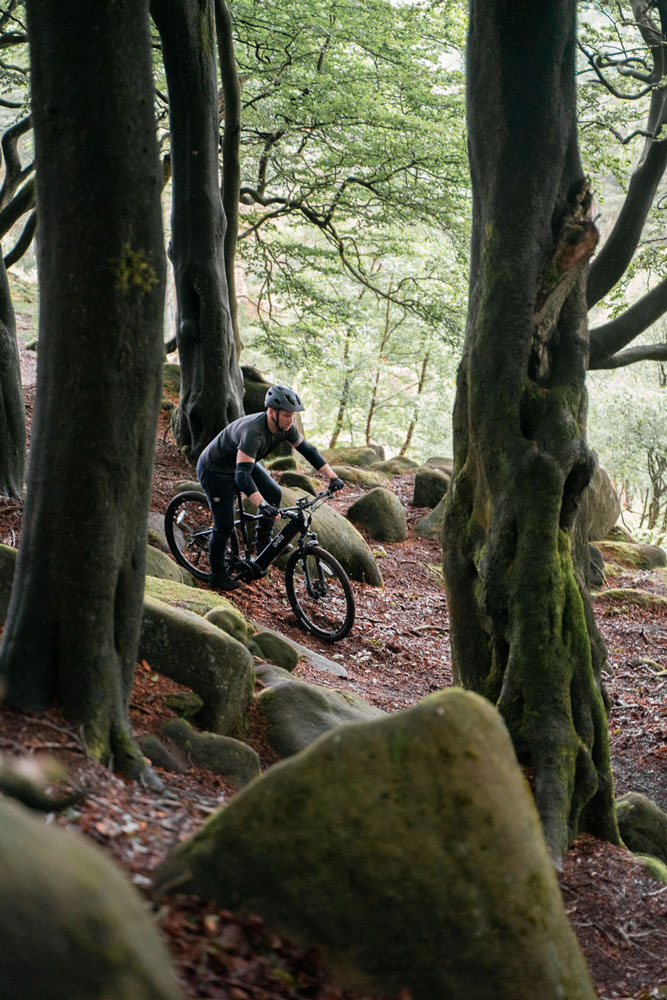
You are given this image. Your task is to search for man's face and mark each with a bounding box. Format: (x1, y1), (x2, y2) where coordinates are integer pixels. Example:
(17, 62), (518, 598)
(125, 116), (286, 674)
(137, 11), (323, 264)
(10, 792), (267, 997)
(269, 407), (294, 431)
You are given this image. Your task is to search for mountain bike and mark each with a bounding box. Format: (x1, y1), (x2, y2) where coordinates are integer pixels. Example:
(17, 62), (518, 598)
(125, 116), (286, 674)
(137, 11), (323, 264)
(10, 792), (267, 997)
(164, 487), (355, 641)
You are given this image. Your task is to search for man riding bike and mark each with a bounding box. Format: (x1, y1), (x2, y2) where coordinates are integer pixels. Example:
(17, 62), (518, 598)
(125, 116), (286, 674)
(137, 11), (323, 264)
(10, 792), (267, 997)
(197, 384), (344, 590)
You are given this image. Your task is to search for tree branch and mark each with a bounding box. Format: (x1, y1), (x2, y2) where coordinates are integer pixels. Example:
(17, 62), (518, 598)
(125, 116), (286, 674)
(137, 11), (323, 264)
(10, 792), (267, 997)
(589, 341), (667, 369)
(3, 208), (36, 269)
(590, 272), (667, 364)
(0, 114), (32, 209)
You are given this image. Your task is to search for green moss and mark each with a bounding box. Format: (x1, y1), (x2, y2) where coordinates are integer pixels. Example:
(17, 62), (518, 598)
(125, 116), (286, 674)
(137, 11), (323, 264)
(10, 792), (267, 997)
(115, 244), (159, 294)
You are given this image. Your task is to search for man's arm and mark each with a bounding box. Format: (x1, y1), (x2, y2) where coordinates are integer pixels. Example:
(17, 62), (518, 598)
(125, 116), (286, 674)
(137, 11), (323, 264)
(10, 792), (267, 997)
(294, 435), (342, 488)
(234, 450), (264, 508)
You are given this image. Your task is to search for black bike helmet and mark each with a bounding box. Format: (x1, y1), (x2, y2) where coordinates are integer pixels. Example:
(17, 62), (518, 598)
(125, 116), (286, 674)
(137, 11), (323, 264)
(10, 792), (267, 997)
(264, 384), (305, 412)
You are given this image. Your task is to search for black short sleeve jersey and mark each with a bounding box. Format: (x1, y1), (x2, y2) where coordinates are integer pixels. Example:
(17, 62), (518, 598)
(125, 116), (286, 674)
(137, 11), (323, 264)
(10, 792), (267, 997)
(198, 412), (300, 473)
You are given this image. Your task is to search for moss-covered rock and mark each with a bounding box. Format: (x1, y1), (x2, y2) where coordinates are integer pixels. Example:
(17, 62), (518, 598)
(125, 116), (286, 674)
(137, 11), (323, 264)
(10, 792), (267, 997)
(256, 678), (385, 757)
(346, 487), (407, 543)
(145, 544), (193, 586)
(423, 456), (453, 475)
(140, 598), (255, 736)
(634, 854), (667, 884)
(139, 734), (188, 773)
(605, 524), (635, 543)
(241, 364), (271, 414)
(204, 605), (251, 646)
(279, 471), (319, 495)
(164, 691), (205, 720)
(278, 486), (382, 586)
(162, 361), (181, 397)
(586, 466), (621, 540)
(144, 575), (239, 617)
(0, 542), (17, 622)
(161, 717), (260, 787)
(154, 689), (595, 1000)
(324, 446), (381, 468)
(147, 511), (171, 552)
(415, 493), (446, 540)
(616, 792), (667, 864)
(0, 799), (181, 1000)
(593, 588), (667, 610)
(175, 479), (203, 493)
(371, 456), (419, 475)
(330, 465), (389, 489)
(265, 455), (299, 471)
(599, 540), (667, 569)
(412, 466), (450, 508)
(255, 663), (295, 687)
(252, 630), (301, 671)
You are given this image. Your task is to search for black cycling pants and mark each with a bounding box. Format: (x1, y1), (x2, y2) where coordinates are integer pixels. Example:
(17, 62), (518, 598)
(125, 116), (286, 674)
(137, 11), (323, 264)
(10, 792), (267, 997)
(196, 459), (282, 573)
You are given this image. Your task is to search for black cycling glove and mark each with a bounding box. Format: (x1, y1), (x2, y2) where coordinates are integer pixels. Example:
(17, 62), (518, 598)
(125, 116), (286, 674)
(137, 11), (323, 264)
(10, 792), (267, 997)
(328, 477), (345, 493)
(258, 500), (280, 518)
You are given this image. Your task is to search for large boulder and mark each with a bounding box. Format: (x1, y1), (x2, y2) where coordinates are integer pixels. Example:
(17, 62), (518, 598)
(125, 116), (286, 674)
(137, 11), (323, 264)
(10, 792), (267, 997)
(412, 466), (450, 508)
(154, 689), (595, 1000)
(423, 456), (453, 475)
(279, 470), (319, 495)
(586, 466), (621, 540)
(140, 597), (255, 736)
(160, 717), (260, 787)
(0, 799), (181, 1000)
(144, 575), (242, 618)
(597, 540), (667, 570)
(145, 543), (193, 586)
(256, 678), (385, 757)
(371, 456), (419, 475)
(616, 792), (667, 865)
(330, 464), (389, 489)
(346, 487), (407, 543)
(324, 445), (382, 468)
(415, 492), (446, 540)
(276, 486), (382, 586)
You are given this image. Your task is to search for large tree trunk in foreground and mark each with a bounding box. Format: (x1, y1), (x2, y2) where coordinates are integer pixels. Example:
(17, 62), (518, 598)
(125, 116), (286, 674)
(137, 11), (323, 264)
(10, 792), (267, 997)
(442, 0), (620, 861)
(0, 252), (24, 497)
(0, 0), (165, 777)
(152, 0), (244, 460)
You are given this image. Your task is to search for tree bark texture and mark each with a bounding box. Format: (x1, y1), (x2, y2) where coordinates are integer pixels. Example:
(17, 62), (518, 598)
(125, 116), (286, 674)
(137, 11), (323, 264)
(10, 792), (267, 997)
(152, 0), (244, 460)
(0, 0), (166, 777)
(215, 0), (243, 359)
(442, 0), (619, 860)
(0, 251), (25, 497)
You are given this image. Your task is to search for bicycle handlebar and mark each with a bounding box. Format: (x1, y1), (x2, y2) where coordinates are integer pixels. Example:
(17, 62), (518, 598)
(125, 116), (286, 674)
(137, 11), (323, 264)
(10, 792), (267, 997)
(279, 487), (334, 517)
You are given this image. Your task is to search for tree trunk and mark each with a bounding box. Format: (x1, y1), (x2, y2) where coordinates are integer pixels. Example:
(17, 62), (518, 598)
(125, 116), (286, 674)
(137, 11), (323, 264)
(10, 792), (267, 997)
(329, 328), (352, 450)
(152, 0), (244, 460)
(442, 0), (619, 861)
(0, 251), (24, 497)
(215, 0), (243, 359)
(0, 0), (166, 778)
(399, 348), (430, 457)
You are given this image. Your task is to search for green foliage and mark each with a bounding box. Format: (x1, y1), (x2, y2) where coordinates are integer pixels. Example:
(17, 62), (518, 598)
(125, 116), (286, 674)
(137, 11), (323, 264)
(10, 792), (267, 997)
(588, 346), (667, 542)
(229, 0), (468, 458)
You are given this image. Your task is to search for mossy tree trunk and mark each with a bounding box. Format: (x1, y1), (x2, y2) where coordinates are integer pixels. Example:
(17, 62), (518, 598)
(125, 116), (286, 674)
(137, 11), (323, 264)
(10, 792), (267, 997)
(0, 0), (165, 778)
(0, 252), (24, 497)
(151, 0), (244, 461)
(442, 0), (620, 861)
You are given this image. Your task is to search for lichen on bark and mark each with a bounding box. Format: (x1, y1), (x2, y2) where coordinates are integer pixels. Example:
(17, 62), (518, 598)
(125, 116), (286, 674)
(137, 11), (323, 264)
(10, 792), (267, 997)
(442, 0), (619, 860)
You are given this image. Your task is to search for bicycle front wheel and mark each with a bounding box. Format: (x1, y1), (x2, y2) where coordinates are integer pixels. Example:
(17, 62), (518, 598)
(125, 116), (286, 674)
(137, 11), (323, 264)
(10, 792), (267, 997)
(164, 491), (239, 582)
(285, 545), (355, 641)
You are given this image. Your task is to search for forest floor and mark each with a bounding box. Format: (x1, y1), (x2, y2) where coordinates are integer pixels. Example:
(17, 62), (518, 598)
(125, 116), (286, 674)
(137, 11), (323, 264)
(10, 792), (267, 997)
(1, 358), (666, 999)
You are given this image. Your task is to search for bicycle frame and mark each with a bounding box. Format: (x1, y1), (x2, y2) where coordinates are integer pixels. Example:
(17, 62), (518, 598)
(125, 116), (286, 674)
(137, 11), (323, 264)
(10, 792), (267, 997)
(231, 489), (332, 582)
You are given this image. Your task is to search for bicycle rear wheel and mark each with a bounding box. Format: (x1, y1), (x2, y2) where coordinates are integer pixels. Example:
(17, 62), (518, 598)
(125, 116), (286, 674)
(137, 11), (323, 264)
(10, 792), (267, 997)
(284, 544), (355, 641)
(164, 491), (238, 581)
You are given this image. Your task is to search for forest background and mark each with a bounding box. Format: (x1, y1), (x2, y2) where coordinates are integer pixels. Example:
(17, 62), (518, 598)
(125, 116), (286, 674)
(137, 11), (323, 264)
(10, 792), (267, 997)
(0, 0), (665, 545)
